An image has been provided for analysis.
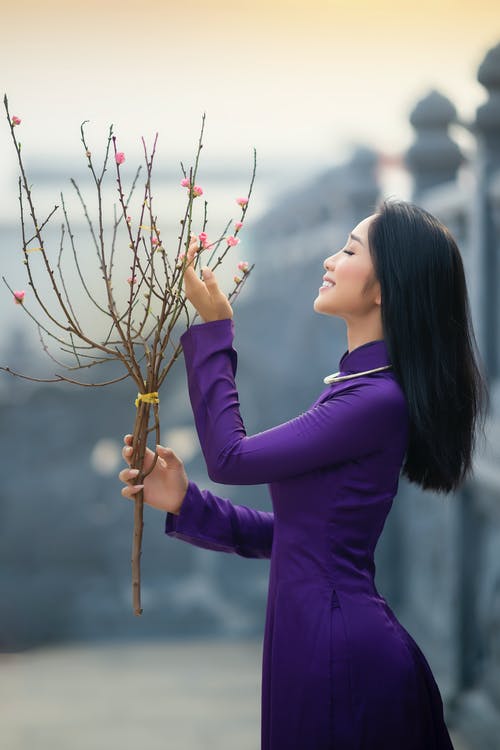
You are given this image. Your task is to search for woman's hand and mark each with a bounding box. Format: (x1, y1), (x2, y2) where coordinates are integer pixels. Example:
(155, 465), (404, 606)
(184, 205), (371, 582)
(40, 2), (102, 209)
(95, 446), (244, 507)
(183, 234), (233, 322)
(119, 435), (189, 515)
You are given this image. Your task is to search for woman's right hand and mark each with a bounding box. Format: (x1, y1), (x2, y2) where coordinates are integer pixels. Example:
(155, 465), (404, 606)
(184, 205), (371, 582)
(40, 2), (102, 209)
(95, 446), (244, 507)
(182, 234), (234, 322)
(119, 434), (189, 515)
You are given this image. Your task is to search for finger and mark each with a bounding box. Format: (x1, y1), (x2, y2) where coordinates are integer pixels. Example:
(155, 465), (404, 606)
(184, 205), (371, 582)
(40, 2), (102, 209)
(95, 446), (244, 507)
(184, 238), (202, 274)
(187, 241), (200, 265)
(157, 445), (183, 467)
(118, 467), (139, 484)
(124, 434), (133, 445)
(201, 266), (219, 290)
(183, 259), (202, 283)
(122, 445), (133, 465)
(186, 245), (199, 266)
(201, 267), (230, 306)
(183, 261), (211, 305)
(121, 443), (157, 470)
(121, 484), (144, 499)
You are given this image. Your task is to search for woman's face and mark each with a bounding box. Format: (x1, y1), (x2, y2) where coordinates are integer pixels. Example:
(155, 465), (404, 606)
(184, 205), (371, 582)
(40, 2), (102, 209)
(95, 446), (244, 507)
(313, 213), (381, 320)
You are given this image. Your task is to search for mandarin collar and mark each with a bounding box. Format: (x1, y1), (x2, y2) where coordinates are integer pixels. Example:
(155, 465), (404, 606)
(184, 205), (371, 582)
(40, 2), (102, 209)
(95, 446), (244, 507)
(338, 339), (391, 375)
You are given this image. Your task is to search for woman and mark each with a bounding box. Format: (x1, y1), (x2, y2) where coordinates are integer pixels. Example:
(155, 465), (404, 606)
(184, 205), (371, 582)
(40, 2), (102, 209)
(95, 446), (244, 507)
(119, 199), (489, 749)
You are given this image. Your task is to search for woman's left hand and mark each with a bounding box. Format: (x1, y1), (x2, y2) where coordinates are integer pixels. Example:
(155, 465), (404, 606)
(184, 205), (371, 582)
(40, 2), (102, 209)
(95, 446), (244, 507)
(182, 234), (233, 322)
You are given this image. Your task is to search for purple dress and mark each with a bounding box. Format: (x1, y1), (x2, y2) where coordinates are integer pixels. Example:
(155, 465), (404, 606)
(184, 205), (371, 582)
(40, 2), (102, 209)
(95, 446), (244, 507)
(165, 318), (455, 750)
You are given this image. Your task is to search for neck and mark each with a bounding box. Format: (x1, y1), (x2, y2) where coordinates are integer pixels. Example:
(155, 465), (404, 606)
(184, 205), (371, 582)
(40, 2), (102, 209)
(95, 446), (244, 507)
(345, 318), (384, 354)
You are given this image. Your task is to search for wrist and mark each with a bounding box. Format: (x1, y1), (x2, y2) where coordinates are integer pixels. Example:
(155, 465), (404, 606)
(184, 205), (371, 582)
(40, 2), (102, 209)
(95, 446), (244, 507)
(171, 481), (189, 515)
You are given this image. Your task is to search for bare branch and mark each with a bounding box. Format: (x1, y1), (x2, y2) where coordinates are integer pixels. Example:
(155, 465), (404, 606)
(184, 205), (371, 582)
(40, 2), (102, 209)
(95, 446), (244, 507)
(3, 96), (257, 616)
(61, 191), (110, 316)
(0, 365), (129, 387)
(56, 222), (79, 326)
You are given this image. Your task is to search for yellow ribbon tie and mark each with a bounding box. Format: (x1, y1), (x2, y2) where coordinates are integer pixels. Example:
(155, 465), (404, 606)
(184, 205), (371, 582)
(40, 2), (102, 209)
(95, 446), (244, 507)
(135, 391), (160, 408)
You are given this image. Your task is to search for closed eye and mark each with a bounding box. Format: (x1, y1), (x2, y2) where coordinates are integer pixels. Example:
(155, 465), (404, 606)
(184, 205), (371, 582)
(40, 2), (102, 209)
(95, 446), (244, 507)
(343, 250), (354, 255)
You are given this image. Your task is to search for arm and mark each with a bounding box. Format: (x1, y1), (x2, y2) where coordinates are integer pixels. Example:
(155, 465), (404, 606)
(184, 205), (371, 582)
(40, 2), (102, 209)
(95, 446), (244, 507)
(180, 318), (404, 485)
(165, 480), (273, 559)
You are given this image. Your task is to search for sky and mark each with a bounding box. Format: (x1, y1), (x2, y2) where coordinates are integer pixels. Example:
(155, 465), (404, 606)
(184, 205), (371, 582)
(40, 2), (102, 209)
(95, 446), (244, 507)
(5, 0), (495, 430)
(1, 0), (498, 182)
(0, 0), (498, 348)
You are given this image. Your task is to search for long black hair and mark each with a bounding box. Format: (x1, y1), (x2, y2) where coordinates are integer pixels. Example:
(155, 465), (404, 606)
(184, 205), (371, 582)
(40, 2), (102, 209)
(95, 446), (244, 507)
(367, 198), (490, 495)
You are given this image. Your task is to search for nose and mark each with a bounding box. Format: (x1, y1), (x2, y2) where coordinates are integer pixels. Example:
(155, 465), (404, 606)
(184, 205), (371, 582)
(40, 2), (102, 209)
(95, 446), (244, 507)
(323, 253), (336, 271)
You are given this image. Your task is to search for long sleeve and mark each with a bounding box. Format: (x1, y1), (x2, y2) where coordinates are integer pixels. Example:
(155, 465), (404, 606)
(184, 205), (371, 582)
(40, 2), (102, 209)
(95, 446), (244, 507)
(165, 480), (273, 558)
(180, 318), (404, 485)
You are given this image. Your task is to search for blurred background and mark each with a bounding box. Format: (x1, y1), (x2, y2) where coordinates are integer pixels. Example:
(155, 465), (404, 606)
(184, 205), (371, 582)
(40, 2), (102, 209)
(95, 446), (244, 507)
(1, 1), (500, 748)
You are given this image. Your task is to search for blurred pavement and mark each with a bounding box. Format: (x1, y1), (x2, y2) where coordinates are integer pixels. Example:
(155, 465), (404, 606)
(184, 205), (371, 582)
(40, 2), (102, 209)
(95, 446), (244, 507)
(1, 639), (471, 750)
(1, 639), (262, 750)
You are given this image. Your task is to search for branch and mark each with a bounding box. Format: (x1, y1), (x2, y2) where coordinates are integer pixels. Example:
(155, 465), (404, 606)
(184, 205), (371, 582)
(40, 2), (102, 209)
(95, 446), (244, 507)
(0, 365), (129, 387)
(61, 191), (110, 316)
(4, 98), (84, 337)
(56, 222), (80, 328)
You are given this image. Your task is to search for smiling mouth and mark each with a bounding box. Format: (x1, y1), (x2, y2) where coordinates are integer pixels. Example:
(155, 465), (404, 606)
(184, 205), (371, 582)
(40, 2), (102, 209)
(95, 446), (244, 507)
(320, 280), (335, 289)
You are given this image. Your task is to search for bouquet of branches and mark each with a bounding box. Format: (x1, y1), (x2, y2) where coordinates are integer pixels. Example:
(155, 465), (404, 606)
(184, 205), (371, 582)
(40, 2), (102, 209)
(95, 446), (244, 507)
(1, 95), (256, 615)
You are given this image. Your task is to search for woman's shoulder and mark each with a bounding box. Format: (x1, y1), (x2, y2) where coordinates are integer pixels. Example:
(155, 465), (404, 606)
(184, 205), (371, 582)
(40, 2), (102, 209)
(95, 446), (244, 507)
(326, 371), (408, 414)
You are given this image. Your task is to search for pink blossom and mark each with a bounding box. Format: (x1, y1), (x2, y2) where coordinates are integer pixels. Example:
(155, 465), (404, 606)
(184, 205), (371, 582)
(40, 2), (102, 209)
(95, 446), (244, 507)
(199, 231), (209, 249)
(235, 221), (244, 230)
(11, 116), (21, 126)
(192, 185), (203, 197)
(127, 275), (137, 285)
(126, 215), (132, 224)
(233, 275), (242, 285)
(178, 251), (186, 261)
(115, 152), (126, 165)
(237, 260), (249, 273)
(13, 290), (25, 304)
(180, 177), (191, 188)
(152, 237), (159, 246)
(227, 235), (240, 247)
(236, 197), (248, 207)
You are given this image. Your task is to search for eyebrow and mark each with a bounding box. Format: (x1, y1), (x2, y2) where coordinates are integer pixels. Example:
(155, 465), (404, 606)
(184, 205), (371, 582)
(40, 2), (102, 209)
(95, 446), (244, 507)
(349, 232), (364, 246)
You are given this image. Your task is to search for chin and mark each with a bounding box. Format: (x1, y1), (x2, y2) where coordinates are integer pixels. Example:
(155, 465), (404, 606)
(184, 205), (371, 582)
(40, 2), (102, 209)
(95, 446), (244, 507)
(314, 298), (338, 317)
(313, 298), (328, 315)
